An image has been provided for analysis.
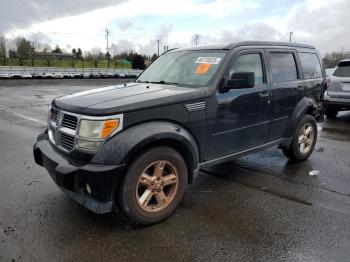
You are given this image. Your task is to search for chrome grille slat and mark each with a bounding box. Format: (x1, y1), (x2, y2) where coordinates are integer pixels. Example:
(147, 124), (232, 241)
(60, 133), (75, 150)
(62, 114), (78, 130)
(51, 108), (58, 123)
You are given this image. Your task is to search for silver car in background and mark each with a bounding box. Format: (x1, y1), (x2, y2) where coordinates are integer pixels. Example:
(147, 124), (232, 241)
(323, 59), (350, 118)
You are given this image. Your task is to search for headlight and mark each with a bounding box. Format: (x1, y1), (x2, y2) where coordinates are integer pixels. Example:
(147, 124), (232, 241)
(77, 118), (121, 150)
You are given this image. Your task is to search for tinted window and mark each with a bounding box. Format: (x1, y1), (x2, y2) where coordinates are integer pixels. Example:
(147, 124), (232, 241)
(333, 61), (350, 77)
(270, 53), (298, 83)
(299, 53), (322, 79)
(229, 53), (264, 86)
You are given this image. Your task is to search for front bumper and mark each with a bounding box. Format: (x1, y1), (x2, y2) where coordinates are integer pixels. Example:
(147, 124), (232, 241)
(33, 132), (125, 214)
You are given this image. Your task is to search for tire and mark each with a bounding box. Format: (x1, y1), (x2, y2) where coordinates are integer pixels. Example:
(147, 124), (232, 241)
(282, 115), (317, 162)
(118, 147), (188, 225)
(325, 108), (338, 119)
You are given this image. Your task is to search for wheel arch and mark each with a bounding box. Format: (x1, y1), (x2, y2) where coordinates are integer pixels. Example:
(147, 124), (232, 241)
(284, 97), (320, 138)
(90, 121), (200, 184)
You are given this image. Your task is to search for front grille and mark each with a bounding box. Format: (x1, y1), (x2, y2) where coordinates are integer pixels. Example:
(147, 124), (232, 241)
(51, 128), (57, 141)
(62, 114), (78, 130)
(51, 108), (59, 123)
(49, 107), (79, 152)
(60, 133), (75, 150)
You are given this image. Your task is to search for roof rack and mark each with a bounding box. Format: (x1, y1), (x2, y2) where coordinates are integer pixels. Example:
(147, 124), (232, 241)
(224, 41), (315, 50)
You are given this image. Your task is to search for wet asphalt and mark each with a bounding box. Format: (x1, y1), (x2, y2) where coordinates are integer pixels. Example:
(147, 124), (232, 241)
(0, 79), (349, 262)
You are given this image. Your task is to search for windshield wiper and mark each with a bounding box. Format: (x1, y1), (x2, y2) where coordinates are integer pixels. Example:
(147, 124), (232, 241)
(150, 80), (179, 85)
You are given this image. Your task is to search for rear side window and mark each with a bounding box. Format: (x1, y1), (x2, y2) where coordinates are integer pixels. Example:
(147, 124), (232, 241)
(228, 53), (264, 86)
(270, 53), (298, 83)
(333, 61), (350, 77)
(299, 53), (322, 79)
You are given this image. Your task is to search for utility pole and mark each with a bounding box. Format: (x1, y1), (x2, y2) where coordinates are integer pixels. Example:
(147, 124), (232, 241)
(105, 29), (110, 68)
(164, 46), (169, 53)
(156, 40), (160, 56)
(340, 47), (344, 60)
(289, 32), (293, 43)
(194, 34), (199, 46)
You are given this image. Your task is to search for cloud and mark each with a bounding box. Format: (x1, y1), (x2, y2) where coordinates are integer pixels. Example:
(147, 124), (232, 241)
(285, 0), (350, 53)
(118, 21), (133, 31)
(155, 24), (173, 41)
(110, 40), (135, 55)
(0, 0), (128, 33)
(2, 0), (350, 56)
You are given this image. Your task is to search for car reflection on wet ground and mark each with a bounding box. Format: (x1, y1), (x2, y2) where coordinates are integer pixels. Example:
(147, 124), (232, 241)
(0, 79), (349, 261)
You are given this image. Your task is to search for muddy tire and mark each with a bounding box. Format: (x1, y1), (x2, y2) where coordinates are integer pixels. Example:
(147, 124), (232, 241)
(282, 115), (317, 162)
(118, 147), (187, 225)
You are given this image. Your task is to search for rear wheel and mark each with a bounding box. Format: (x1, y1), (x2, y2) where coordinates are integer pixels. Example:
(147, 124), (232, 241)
(325, 108), (338, 119)
(282, 115), (317, 162)
(118, 147), (187, 225)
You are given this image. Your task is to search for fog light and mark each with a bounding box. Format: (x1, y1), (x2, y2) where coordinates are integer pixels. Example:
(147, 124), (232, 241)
(86, 184), (92, 195)
(77, 138), (101, 150)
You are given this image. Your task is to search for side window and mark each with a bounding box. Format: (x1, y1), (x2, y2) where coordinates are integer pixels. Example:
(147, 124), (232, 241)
(299, 53), (322, 79)
(270, 52), (298, 83)
(229, 53), (264, 86)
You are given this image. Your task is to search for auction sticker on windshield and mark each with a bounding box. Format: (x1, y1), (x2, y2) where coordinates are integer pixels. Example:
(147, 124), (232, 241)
(195, 57), (222, 64)
(195, 63), (212, 75)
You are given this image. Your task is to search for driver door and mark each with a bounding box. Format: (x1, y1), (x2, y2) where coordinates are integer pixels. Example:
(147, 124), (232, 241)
(205, 50), (271, 160)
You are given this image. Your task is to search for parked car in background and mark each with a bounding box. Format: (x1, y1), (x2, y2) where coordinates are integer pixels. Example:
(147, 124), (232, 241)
(323, 59), (350, 118)
(53, 73), (63, 79)
(91, 72), (101, 78)
(0, 73), (10, 79)
(34, 41), (325, 225)
(62, 72), (72, 79)
(106, 72), (114, 78)
(21, 73), (33, 79)
(42, 73), (54, 79)
(82, 73), (91, 79)
(12, 73), (22, 79)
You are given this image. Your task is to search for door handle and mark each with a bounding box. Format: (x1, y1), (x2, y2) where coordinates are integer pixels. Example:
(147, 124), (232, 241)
(296, 86), (306, 91)
(259, 90), (270, 97)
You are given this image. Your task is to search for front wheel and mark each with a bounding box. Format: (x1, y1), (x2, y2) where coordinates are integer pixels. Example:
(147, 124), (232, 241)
(282, 115), (317, 162)
(117, 147), (188, 225)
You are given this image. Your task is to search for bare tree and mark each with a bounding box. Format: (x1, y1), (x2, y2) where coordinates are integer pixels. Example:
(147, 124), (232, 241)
(90, 47), (103, 68)
(16, 37), (31, 66)
(323, 52), (350, 68)
(191, 34), (200, 46)
(0, 36), (6, 65)
(43, 45), (52, 67)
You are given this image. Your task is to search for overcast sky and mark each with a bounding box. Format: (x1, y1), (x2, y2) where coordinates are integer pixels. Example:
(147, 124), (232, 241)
(1, 0), (349, 56)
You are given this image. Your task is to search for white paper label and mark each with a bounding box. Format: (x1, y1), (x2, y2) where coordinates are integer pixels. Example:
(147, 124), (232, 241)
(195, 57), (222, 64)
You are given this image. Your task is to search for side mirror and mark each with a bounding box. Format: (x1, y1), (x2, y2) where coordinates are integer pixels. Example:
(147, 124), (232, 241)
(225, 72), (255, 89)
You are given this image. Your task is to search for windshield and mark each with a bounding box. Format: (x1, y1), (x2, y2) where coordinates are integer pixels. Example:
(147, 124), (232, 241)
(137, 50), (226, 87)
(333, 61), (350, 77)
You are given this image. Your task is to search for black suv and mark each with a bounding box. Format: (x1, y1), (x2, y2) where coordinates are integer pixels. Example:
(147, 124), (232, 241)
(34, 41), (325, 225)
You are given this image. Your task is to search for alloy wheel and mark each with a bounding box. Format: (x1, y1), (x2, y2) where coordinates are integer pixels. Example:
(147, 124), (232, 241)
(298, 123), (315, 154)
(136, 160), (179, 213)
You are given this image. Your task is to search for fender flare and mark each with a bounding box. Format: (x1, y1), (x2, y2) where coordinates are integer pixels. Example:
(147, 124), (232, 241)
(90, 121), (200, 182)
(284, 97), (318, 138)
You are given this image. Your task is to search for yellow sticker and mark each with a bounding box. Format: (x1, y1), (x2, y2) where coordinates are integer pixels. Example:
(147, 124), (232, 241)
(195, 63), (211, 75)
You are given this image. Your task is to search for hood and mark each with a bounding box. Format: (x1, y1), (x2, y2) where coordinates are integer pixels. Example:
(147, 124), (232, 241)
(53, 82), (205, 115)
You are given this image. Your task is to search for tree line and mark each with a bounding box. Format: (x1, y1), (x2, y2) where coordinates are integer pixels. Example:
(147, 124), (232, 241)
(0, 36), (158, 69)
